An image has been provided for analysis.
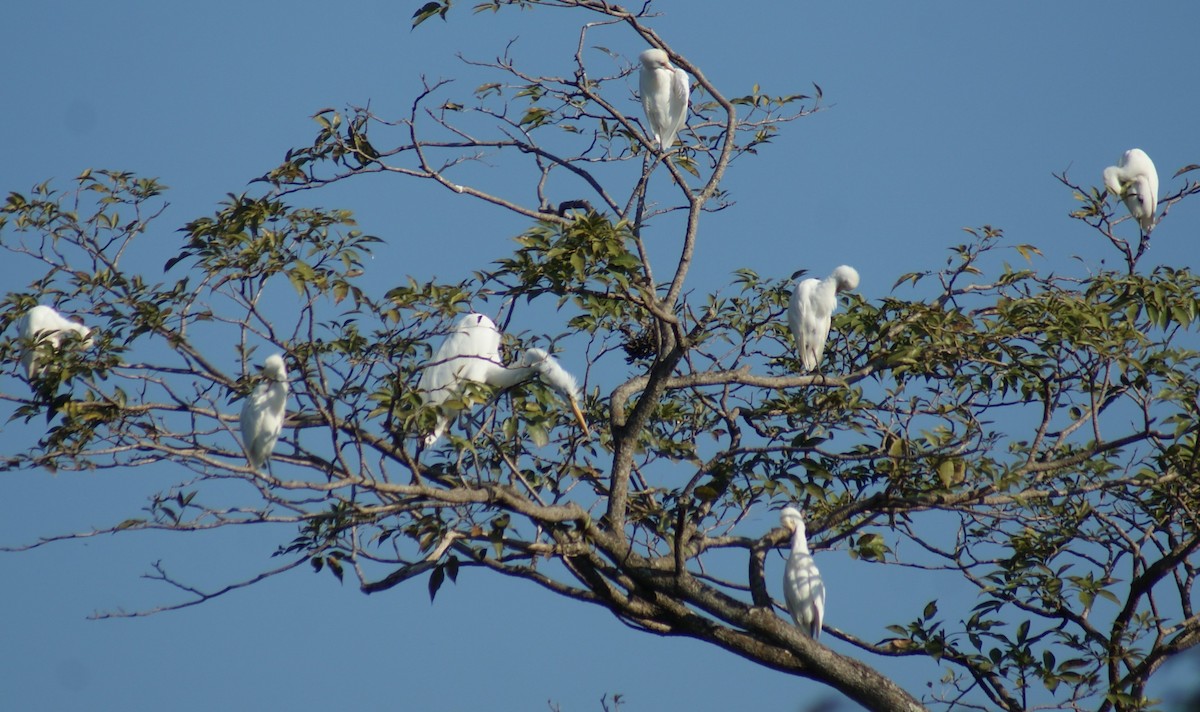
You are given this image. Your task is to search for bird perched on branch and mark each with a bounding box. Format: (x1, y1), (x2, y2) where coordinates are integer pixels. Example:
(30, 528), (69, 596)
(18, 304), (93, 381)
(638, 48), (690, 152)
(787, 265), (860, 372)
(1103, 148), (1159, 234)
(240, 353), (289, 471)
(418, 313), (589, 446)
(780, 507), (825, 639)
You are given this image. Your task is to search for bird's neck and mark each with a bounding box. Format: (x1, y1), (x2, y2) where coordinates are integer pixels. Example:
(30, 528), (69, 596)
(484, 363), (537, 389)
(791, 529), (811, 555)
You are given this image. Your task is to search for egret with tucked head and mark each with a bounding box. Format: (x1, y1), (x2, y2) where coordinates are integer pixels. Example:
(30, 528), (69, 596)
(19, 305), (93, 381)
(1103, 148), (1159, 234)
(780, 506), (825, 639)
(240, 353), (289, 471)
(418, 313), (589, 446)
(638, 48), (690, 152)
(787, 265), (860, 372)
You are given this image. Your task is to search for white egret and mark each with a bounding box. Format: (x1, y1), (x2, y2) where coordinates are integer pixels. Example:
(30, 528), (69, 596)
(787, 265), (860, 372)
(638, 48), (690, 152)
(780, 506), (825, 639)
(1103, 148), (1159, 233)
(240, 353), (289, 471)
(18, 304), (93, 380)
(418, 312), (590, 446)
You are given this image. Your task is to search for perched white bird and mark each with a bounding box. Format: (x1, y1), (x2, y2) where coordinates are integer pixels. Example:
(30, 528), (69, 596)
(418, 313), (590, 446)
(638, 48), (690, 152)
(787, 265), (860, 372)
(1103, 148), (1159, 233)
(19, 304), (93, 380)
(780, 507), (825, 639)
(240, 353), (289, 471)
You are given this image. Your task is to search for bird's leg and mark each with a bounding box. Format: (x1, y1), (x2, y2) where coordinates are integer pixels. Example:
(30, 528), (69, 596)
(1132, 231), (1150, 272)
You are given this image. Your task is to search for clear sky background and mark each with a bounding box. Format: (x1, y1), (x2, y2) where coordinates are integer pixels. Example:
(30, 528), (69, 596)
(2, 2), (1199, 710)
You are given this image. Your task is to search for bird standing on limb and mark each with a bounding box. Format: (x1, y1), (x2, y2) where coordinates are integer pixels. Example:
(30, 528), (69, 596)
(1103, 148), (1159, 234)
(418, 313), (589, 446)
(18, 305), (93, 381)
(240, 353), (289, 471)
(787, 265), (860, 372)
(780, 506), (825, 639)
(638, 48), (690, 152)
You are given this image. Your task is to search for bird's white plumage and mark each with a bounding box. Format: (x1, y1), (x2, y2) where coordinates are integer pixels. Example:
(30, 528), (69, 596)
(787, 265), (860, 371)
(418, 313), (589, 446)
(522, 347), (580, 400)
(1103, 148), (1159, 233)
(418, 313), (507, 445)
(521, 347), (589, 436)
(19, 305), (93, 380)
(638, 49), (690, 151)
(240, 353), (289, 471)
(780, 506), (825, 639)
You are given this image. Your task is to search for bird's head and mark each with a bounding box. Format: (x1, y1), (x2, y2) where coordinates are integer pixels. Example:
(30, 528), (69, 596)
(262, 353), (288, 382)
(831, 265), (860, 292)
(522, 347), (590, 438)
(639, 48), (671, 71)
(456, 312), (499, 337)
(521, 348), (571, 392)
(780, 506), (807, 537)
(1102, 165), (1125, 196)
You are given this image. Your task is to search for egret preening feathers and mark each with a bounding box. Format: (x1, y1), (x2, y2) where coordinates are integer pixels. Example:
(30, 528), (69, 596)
(240, 353), (289, 471)
(418, 313), (589, 447)
(520, 347), (589, 435)
(787, 265), (860, 372)
(638, 49), (690, 152)
(780, 507), (825, 639)
(1103, 148), (1159, 234)
(19, 305), (93, 380)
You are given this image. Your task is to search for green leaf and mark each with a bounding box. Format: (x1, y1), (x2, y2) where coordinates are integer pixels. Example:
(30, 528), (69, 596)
(936, 459), (965, 488)
(332, 280), (349, 304)
(1014, 244), (1042, 262)
(519, 107), (552, 128)
(327, 556), (344, 583)
(412, 1), (449, 29)
(428, 565), (446, 601)
(673, 154), (700, 178)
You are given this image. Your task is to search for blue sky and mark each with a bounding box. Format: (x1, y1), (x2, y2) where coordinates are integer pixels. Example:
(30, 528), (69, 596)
(2, 2), (1200, 710)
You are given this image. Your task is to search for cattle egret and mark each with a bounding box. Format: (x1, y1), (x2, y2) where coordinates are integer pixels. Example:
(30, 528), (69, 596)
(780, 506), (825, 639)
(787, 265), (860, 371)
(418, 313), (589, 446)
(19, 305), (93, 380)
(638, 49), (690, 152)
(240, 353), (289, 471)
(1103, 148), (1159, 233)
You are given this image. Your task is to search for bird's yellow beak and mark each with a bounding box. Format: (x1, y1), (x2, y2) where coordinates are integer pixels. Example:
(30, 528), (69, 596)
(567, 396), (591, 438)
